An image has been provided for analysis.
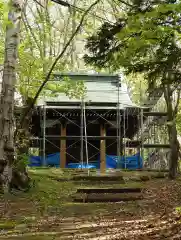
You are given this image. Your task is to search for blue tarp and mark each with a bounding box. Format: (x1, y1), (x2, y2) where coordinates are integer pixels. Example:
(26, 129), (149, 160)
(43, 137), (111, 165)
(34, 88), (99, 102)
(121, 153), (143, 169)
(28, 155), (41, 167)
(46, 153), (60, 166)
(29, 152), (143, 169)
(29, 153), (60, 167)
(97, 155), (117, 168)
(97, 153), (143, 169)
(67, 163), (97, 169)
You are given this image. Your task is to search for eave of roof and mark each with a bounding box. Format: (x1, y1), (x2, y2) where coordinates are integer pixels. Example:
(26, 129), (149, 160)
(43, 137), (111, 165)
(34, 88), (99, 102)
(53, 72), (120, 82)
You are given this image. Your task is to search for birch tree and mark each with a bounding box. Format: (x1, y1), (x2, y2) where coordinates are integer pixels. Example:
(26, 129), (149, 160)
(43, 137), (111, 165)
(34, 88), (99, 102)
(0, 0), (30, 192)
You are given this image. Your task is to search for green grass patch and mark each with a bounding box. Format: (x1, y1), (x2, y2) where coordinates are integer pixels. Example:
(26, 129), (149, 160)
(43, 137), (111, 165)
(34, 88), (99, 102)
(14, 168), (145, 218)
(0, 221), (16, 230)
(28, 167), (71, 179)
(26, 173), (75, 215)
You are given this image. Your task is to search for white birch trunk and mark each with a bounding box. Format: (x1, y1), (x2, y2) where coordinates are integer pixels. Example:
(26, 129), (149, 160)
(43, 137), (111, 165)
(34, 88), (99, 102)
(0, 0), (23, 192)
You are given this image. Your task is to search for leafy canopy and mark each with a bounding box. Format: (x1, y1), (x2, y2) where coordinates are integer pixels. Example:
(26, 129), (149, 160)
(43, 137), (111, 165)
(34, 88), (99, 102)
(84, 0), (181, 87)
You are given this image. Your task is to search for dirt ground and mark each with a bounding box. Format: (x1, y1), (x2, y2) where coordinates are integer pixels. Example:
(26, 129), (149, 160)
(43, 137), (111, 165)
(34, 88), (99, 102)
(0, 169), (181, 239)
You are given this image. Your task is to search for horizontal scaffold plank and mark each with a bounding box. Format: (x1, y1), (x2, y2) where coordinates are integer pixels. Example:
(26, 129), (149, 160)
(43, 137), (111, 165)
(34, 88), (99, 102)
(43, 136), (170, 148)
(143, 144), (170, 148)
(143, 112), (167, 117)
(46, 135), (123, 139)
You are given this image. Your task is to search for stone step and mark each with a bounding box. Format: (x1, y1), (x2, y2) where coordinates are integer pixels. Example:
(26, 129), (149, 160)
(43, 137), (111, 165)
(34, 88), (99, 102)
(73, 180), (124, 185)
(73, 192), (143, 203)
(76, 188), (142, 194)
(72, 175), (124, 182)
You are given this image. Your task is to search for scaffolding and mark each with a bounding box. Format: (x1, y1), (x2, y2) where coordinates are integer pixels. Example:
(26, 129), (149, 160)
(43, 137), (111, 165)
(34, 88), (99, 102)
(133, 86), (170, 169)
(33, 73), (170, 172)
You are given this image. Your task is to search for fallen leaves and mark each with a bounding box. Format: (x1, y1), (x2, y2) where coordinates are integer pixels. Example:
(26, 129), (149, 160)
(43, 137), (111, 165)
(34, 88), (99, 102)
(1, 178), (181, 239)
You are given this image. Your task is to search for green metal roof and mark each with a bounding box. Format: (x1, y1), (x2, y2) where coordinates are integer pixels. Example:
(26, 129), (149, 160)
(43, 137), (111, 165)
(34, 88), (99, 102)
(37, 72), (139, 109)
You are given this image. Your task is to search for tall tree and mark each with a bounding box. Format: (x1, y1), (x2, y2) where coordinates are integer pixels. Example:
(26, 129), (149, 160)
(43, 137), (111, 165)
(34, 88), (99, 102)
(85, 0), (181, 178)
(18, 0), (101, 131)
(0, 0), (30, 192)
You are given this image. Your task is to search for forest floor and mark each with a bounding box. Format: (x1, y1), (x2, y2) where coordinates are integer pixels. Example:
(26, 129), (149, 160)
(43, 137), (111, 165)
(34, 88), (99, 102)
(0, 168), (181, 239)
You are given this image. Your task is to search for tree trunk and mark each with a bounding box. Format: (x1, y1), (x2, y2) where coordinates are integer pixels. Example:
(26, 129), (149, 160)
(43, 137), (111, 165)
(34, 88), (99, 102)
(0, 0), (30, 193)
(167, 122), (179, 179)
(15, 97), (33, 155)
(164, 84), (179, 179)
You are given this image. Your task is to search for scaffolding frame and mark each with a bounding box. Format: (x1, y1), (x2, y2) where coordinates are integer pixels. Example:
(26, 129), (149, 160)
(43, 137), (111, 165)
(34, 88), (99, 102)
(36, 73), (170, 171)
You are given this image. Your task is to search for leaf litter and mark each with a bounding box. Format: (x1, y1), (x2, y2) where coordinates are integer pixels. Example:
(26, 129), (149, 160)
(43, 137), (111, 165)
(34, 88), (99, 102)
(1, 179), (181, 239)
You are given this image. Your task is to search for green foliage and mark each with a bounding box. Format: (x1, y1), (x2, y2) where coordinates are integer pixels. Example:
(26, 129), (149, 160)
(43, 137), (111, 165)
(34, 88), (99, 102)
(85, 0), (181, 88)
(61, 77), (87, 99)
(176, 101), (181, 134)
(0, 0), (9, 65)
(124, 73), (148, 104)
(15, 0), (97, 103)
(0, 1), (12, 30)
(85, 1), (181, 178)
(175, 206), (181, 213)
(14, 154), (29, 171)
(1, 0), (105, 106)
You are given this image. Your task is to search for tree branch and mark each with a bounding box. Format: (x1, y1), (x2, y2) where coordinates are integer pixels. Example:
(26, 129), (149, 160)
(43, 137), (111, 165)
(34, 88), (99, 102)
(118, 0), (133, 8)
(33, 0), (45, 8)
(51, 0), (114, 24)
(16, 0), (101, 134)
(22, 10), (42, 55)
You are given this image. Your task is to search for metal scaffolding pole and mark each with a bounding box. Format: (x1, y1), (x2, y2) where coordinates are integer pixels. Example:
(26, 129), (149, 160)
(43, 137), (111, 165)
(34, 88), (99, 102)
(80, 98), (84, 167)
(117, 80), (121, 168)
(43, 105), (46, 165)
(38, 74), (151, 170)
(148, 116), (151, 163)
(83, 102), (89, 169)
(140, 108), (144, 164)
(123, 109), (126, 168)
(44, 107), (81, 163)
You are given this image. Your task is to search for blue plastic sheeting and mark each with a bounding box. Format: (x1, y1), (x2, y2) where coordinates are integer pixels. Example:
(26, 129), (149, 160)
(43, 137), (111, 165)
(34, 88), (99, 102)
(105, 153), (143, 169)
(121, 153), (143, 169)
(46, 153), (60, 166)
(97, 155), (117, 169)
(90, 161), (100, 168)
(29, 156), (41, 167)
(29, 153), (60, 167)
(29, 152), (143, 169)
(67, 163), (97, 169)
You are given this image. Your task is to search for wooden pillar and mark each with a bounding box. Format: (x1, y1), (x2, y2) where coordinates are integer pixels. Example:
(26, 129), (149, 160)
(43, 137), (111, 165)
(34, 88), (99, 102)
(100, 123), (106, 174)
(60, 122), (66, 168)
